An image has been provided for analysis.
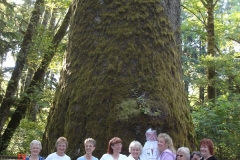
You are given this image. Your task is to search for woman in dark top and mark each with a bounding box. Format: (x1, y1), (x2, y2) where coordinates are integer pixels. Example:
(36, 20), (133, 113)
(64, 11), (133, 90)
(199, 138), (217, 160)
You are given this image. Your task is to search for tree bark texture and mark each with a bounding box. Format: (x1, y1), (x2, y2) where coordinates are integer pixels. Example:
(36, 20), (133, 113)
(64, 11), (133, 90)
(42, 0), (196, 158)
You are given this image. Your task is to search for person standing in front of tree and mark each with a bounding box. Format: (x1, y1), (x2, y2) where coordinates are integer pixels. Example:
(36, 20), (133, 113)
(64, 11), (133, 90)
(140, 128), (159, 160)
(125, 140), (143, 160)
(77, 138), (98, 160)
(157, 133), (176, 160)
(45, 137), (71, 160)
(100, 137), (127, 160)
(190, 151), (203, 160)
(200, 138), (217, 160)
(176, 147), (190, 160)
(26, 140), (45, 160)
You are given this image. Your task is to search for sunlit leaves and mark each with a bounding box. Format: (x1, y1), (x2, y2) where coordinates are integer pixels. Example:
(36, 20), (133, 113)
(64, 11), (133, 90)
(192, 94), (240, 159)
(182, 0), (240, 159)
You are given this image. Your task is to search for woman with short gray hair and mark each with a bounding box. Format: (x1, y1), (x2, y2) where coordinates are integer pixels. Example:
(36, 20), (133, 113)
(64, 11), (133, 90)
(26, 140), (44, 160)
(125, 141), (143, 160)
(176, 147), (190, 160)
(77, 138), (98, 160)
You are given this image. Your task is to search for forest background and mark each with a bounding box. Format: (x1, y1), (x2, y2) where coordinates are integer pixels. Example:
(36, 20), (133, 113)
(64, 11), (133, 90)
(0, 0), (239, 160)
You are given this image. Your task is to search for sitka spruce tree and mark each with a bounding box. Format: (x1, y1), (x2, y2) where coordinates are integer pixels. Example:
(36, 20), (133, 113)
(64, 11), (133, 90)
(42, 0), (196, 158)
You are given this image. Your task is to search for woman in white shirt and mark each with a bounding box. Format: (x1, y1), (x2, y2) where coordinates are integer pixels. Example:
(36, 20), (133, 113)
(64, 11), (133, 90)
(45, 137), (71, 160)
(100, 137), (127, 160)
(125, 141), (143, 160)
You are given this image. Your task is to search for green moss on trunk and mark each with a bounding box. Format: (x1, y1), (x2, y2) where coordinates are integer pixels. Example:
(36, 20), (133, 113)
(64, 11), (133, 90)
(42, 0), (196, 159)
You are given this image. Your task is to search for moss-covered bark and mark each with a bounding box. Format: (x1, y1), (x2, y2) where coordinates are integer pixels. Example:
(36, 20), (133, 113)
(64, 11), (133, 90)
(42, 0), (196, 159)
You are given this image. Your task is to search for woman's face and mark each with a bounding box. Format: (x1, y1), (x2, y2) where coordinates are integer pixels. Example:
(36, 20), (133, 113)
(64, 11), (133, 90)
(200, 145), (211, 158)
(84, 141), (95, 154)
(191, 154), (202, 160)
(30, 144), (41, 156)
(130, 147), (141, 160)
(111, 143), (122, 153)
(158, 137), (168, 152)
(57, 141), (67, 155)
(176, 151), (186, 160)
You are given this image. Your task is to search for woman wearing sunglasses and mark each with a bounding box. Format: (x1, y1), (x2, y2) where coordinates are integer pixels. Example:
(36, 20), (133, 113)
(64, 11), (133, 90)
(176, 147), (190, 160)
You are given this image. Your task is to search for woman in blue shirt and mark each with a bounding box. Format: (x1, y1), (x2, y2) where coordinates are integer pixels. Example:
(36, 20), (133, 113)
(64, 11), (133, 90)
(26, 140), (45, 160)
(77, 138), (98, 160)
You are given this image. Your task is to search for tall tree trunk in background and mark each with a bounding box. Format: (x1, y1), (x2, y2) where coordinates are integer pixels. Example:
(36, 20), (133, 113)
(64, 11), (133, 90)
(26, 6), (58, 121)
(199, 43), (205, 103)
(202, 0), (217, 102)
(42, 0), (196, 158)
(0, 5), (71, 153)
(0, 0), (44, 136)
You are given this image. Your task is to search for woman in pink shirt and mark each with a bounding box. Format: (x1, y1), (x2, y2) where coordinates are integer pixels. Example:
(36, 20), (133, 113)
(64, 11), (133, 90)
(157, 133), (176, 160)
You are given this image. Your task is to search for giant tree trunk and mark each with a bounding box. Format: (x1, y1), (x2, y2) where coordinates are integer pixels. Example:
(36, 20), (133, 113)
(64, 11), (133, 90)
(42, 0), (196, 158)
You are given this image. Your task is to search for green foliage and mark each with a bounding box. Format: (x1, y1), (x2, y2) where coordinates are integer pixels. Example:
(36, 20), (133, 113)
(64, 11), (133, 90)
(182, 0), (240, 159)
(2, 114), (47, 155)
(116, 99), (140, 120)
(136, 95), (162, 116)
(192, 94), (240, 159)
(117, 96), (162, 121)
(0, 0), (70, 155)
(0, 1), (23, 57)
(187, 42), (240, 160)
(1, 86), (54, 155)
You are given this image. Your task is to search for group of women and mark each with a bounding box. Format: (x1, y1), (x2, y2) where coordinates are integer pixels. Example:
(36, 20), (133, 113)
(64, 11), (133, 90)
(176, 138), (217, 160)
(26, 137), (70, 160)
(26, 134), (217, 160)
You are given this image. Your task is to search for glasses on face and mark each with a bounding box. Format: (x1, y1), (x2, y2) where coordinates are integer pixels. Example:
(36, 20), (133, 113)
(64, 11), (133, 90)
(113, 143), (122, 147)
(177, 155), (184, 157)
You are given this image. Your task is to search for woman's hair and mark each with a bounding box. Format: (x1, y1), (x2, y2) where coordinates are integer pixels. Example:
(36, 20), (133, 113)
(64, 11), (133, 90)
(30, 140), (42, 150)
(158, 133), (176, 154)
(55, 137), (68, 148)
(177, 147), (190, 160)
(129, 140), (143, 153)
(84, 138), (96, 147)
(200, 138), (214, 155)
(107, 137), (122, 154)
(190, 151), (202, 159)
